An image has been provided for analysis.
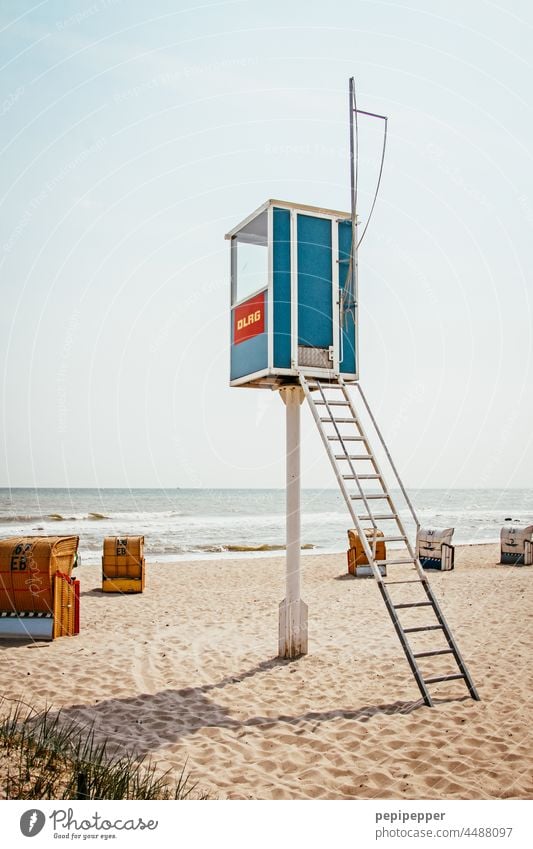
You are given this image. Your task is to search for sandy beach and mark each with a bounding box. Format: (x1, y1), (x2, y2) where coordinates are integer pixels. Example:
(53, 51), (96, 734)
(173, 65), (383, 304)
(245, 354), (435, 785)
(0, 543), (531, 800)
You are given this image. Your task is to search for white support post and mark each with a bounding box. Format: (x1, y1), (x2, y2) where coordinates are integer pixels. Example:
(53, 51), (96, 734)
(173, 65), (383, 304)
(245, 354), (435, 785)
(278, 385), (308, 658)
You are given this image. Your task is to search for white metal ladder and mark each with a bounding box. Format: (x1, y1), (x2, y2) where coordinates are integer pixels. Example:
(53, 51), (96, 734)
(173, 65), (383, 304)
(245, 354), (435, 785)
(299, 372), (480, 708)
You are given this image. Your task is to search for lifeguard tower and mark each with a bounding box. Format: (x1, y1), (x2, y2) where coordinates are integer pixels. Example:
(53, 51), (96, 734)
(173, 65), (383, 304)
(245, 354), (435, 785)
(226, 79), (479, 707)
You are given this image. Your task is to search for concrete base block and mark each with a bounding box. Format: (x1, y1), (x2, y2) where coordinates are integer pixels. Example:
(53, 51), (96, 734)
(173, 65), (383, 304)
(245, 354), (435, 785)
(278, 598), (308, 658)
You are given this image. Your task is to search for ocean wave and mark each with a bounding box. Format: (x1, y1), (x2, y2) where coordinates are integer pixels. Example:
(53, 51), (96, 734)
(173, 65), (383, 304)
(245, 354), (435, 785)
(0, 515), (45, 524)
(189, 543), (316, 553)
(0, 511), (157, 524)
(77, 542), (318, 564)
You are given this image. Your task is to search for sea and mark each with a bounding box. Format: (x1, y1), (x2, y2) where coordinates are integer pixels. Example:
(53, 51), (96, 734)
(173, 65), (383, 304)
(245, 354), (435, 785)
(0, 488), (532, 565)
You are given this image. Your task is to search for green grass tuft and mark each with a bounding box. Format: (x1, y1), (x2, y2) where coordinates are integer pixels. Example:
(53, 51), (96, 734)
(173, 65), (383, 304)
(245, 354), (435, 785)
(0, 698), (208, 800)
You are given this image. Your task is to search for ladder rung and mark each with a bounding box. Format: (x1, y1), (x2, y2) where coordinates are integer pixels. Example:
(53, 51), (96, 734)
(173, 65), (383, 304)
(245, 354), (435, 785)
(403, 625), (444, 634)
(381, 535), (407, 542)
(336, 454), (373, 461)
(377, 558), (414, 566)
(323, 417), (357, 423)
(383, 580), (421, 585)
(425, 674), (465, 685)
(315, 400), (350, 406)
(350, 493), (389, 500)
(342, 474), (378, 480)
(414, 649), (454, 658)
(329, 436), (365, 441)
(356, 473), (381, 479)
(358, 513), (396, 521)
(393, 601), (433, 609)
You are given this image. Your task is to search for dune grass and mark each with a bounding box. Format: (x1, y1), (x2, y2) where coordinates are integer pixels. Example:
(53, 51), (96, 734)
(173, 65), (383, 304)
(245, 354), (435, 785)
(0, 698), (207, 800)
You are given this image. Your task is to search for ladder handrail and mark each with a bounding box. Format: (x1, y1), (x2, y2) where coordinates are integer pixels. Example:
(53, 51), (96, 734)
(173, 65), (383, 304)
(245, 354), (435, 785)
(337, 379), (430, 579)
(353, 381), (421, 533)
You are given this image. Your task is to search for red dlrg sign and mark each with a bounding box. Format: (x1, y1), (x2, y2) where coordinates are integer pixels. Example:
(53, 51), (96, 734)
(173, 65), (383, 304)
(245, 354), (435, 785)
(233, 291), (265, 345)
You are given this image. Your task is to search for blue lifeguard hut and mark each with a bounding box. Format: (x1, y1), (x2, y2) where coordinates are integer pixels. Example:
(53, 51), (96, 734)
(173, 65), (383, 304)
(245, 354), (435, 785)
(225, 199), (357, 388)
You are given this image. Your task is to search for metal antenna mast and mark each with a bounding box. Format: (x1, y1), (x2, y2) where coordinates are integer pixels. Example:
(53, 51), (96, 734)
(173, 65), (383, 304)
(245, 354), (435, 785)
(348, 77), (358, 332)
(345, 78), (388, 339)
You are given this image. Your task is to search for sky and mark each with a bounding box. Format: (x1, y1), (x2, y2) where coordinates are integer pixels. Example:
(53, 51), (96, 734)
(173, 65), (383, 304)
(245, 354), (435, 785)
(0, 0), (532, 490)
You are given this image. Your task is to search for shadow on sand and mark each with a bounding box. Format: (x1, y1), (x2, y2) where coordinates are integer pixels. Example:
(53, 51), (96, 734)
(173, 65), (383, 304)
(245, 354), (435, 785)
(30, 656), (470, 758)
